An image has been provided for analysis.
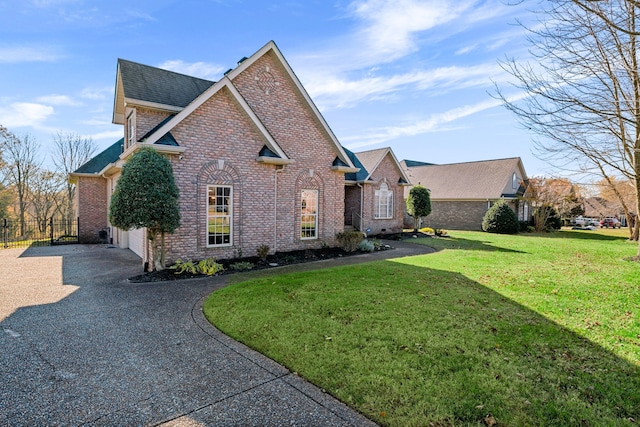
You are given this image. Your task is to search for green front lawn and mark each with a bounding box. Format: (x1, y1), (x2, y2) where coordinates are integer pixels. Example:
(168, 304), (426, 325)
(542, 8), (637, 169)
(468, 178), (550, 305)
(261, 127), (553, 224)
(203, 229), (640, 426)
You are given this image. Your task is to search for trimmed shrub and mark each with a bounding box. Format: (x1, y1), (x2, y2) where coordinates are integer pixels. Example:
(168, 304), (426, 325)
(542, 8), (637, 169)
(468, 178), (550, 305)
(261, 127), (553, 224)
(229, 261), (254, 271)
(256, 245), (270, 261)
(482, 199), (519, 234)
(357, 239), (375, 252)
(336, 231), (364, 253)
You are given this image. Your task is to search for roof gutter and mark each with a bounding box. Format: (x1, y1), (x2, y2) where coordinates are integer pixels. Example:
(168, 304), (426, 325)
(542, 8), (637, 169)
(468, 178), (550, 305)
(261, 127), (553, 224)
(121, 142), (186, 160)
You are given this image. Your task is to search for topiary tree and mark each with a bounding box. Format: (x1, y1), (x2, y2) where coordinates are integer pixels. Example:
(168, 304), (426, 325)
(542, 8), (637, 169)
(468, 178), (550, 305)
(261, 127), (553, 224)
(109, 147), (180, 270)
(482, 199), (519, 234)
(406, 185), (431, 231)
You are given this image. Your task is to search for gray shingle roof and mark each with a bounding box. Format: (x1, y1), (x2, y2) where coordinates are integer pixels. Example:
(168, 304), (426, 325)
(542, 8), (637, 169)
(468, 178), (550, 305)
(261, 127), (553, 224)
(354, 148), (388, 178)
(73, 139), (124, 174)
(404, 157), (525, 200)
(118, 59), (215, 108)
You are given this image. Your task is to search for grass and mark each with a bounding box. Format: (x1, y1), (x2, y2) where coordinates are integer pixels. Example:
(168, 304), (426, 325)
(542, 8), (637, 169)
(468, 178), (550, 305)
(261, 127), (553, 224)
(203, 229), (640, 426)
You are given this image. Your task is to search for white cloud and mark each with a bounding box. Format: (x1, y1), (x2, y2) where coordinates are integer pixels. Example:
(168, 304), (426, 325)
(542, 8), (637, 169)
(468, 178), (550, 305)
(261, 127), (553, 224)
(87, 130), (123, 141)
(0, 102), (55, 128)
(0, 46), (61, 63)
(349, 0), (477, 62)
(307, 63), (504, 109)
(343, 98), (503, 149)
(36, 94), (81, 106)
(158, 60), (225, 80)
(81, 86), (113, 100)
(29, 0), (81, 6)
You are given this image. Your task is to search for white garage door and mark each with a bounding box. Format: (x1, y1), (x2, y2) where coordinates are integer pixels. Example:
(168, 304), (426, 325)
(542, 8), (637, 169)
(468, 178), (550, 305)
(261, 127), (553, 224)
(128, 228), (144, 258)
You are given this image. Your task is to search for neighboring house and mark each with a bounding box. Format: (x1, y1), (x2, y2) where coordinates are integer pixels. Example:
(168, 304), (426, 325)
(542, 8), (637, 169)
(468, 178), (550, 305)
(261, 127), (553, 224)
(401, 157), (530, 230)
(343, 147), (411, 236)
(71, 41), (360, 267)
(584, 197), (623, 219)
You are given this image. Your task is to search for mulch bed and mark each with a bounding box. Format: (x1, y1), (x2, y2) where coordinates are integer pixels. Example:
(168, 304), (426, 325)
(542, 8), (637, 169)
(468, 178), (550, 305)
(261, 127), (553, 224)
(129, 240), (397, 283)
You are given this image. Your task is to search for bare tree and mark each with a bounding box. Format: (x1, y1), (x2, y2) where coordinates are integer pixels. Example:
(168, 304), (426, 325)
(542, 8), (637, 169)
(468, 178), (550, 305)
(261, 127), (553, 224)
(497, 0), (640, 257)
(29, 168), (64, 230)
(52, 132), (96, 224)
(0, 128), (40, 236)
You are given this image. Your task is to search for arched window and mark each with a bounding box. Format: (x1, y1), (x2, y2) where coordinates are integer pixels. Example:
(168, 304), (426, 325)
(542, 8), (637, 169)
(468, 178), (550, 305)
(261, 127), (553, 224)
(374, 183), (393, 219)
(512, 172), (518, 190)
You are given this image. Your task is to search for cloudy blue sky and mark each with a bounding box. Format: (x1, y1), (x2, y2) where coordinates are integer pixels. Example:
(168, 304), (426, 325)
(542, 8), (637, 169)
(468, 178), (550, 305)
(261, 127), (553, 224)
(0, 0), (548, 175)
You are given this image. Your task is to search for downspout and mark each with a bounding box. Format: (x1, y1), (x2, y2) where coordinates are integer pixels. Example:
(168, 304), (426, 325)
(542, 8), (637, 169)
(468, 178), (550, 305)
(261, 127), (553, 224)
(357, 183), (364, 234)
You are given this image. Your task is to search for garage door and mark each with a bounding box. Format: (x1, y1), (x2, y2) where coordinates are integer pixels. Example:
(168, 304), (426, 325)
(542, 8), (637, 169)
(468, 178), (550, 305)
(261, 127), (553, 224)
(128, 228), (144, 258)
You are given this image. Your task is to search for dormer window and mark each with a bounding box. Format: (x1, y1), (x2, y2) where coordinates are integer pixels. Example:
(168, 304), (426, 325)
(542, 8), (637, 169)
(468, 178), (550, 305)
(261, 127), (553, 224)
(127, 111), (136, 148)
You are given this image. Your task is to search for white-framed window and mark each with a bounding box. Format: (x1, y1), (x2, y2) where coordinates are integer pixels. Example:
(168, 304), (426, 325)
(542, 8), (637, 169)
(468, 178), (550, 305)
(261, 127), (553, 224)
(512, 172), (518, 190)
(207, 185), (232, 247)
(374, 183), (393, 219)
(127, 111), (136, 148)
(301, 189), (318, 239)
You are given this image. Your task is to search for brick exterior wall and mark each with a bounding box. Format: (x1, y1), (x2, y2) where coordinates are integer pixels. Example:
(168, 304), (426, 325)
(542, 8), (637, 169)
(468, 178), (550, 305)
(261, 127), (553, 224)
(76, 176), (108, 243)
(139, 52), (347, 264)
(344, 185), (361, 226)
(403, 199), (520, 231)
(360, 153), (405, 235)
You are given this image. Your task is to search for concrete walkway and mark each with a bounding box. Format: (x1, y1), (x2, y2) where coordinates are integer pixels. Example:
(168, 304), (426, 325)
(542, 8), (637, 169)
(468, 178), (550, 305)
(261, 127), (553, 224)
(0, 241), (433, 426)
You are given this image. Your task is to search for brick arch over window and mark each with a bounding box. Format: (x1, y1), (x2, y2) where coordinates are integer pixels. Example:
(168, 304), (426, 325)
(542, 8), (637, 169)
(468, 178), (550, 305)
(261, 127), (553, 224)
(197, 160), (242, 249)
(295, 172), (324, 241)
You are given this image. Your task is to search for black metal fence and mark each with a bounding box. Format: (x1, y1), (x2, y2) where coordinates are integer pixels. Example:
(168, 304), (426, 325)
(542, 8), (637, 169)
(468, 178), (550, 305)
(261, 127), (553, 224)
(1, 217), (79, 249)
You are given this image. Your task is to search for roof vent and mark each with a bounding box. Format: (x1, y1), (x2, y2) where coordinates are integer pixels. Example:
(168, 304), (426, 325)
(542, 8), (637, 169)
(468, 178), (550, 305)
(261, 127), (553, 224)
(237, 57), (248, 65)
(224, 68), (233, 76)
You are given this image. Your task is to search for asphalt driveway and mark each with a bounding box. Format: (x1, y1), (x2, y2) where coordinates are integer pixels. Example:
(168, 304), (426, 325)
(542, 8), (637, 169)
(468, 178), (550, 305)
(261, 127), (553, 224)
(0, 242), (430, 426)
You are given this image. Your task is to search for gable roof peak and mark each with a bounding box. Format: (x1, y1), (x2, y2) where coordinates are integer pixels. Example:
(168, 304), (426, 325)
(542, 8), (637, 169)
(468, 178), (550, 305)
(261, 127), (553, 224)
(113, 58), (216, 124)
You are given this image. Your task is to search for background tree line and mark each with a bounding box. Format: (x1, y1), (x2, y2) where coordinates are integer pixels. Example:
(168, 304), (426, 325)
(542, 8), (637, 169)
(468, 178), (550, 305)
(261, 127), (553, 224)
(0, 125), (96, 238)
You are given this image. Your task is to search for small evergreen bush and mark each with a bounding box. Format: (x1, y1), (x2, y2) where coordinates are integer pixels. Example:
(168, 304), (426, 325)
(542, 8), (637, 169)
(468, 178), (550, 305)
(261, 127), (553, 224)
(229, 261), (254, 271)
(256, 244), (270, 261)
(482, 199), (519, 234)
(357, 239), (375, 252)
(336, 231), (364, 252)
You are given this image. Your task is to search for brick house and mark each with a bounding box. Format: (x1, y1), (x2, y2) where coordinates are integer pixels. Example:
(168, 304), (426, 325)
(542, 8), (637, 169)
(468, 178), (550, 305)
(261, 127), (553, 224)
(401, 157), (530, 230)
(343, 147), (411, 235)
(71, 42), (406, 268)
(71, 41), (362, 267)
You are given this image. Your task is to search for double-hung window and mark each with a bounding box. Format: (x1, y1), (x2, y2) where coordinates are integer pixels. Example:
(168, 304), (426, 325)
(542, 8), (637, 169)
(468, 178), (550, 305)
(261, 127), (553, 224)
(301, 189), (318, 239)
(374, 183), (393, 219)
(207, 185), (232, 246)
